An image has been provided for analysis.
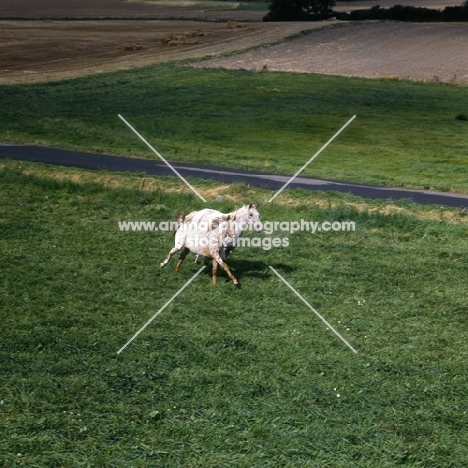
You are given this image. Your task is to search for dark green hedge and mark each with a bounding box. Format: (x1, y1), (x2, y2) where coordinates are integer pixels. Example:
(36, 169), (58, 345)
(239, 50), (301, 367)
(335, 4), (468, 22)
(264, 2), (468, 22)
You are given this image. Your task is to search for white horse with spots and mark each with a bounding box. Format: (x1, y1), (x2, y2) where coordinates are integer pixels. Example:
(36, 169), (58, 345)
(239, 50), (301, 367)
(160, 204), (262, 285)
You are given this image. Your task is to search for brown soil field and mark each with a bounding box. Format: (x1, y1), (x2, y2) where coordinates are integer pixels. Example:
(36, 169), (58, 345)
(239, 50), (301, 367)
(1, 0), (461, 20)
(0, 0), (264, 21)
(0, 20), (319, 85)
(195, 22), (468, 84)
(1, 0), (467, 86)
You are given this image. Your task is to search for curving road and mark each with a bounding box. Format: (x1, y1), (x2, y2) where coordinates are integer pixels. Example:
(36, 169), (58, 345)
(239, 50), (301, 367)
(1, 143), (468, 209)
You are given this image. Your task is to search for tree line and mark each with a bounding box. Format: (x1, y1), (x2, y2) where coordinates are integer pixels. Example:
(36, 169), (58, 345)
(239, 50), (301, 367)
(264, 0), (468, 22)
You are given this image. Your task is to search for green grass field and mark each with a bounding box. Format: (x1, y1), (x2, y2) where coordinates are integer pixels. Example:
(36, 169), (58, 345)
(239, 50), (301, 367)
(1, 62), (467, 193)
(1, 160), (468, 466)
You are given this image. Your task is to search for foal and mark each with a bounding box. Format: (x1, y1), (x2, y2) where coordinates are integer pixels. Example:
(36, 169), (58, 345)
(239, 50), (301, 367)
(160, 204), (262, 285)
(160, 212), (238, 285)
(191, 204), (262, 262)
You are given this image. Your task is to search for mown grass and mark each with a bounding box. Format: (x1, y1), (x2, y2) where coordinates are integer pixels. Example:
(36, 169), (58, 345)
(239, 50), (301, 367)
(1, 62), (467, 193)
(1, 160), (468, 467)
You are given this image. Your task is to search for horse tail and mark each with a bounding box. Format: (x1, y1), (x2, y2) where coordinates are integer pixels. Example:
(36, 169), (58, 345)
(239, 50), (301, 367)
(174, 211), (186, 235)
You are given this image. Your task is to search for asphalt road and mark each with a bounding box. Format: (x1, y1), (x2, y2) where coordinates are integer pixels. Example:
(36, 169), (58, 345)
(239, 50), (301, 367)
(2, 143), (468, 209)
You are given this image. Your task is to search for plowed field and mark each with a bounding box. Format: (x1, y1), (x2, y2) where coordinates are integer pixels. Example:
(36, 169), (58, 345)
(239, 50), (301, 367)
(195, 22), (468, 84)
(1, 0), (467, 85)
(0, 20), (319, 84)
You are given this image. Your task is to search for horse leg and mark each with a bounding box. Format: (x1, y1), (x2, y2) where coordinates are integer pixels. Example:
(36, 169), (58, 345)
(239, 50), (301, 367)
(160, 236), (185, 268)
(212, 258), (218, 285)
(160, 246), (180, 268)
(175, 247), (190, 272)
(213, 252), (238, 285)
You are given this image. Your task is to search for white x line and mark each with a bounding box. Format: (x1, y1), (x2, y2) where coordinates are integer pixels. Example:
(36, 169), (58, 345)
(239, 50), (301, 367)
(119, 114), (207, 202)
(117, 114), (358, 355)
(117, 266), (206, 354)
(268, 115), (356, 203)
(269, 266), (357, 354)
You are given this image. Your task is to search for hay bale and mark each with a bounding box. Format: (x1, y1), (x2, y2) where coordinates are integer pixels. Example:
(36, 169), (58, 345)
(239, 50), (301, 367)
(168, 38), (200, 46)
(161, 32), (201, 46)
(118, 43), (143, 51)
(161, 33), (176, 44)
(189, 29), (207, 37)
(226, 20), (243, 29)
(168, 39), (185, 46)
(162, 33), (188, 44)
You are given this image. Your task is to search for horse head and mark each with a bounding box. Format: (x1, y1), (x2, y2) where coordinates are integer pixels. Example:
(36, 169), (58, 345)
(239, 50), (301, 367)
(246, 203), (263, 232)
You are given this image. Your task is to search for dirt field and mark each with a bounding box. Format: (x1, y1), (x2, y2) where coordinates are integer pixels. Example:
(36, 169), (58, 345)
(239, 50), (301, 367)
(1, 0), (461, 20)
(1, 0), (467, 85)
(0, 20), (319, 85)
(195, 22), (468, 84)
(0, 0), (265, 21)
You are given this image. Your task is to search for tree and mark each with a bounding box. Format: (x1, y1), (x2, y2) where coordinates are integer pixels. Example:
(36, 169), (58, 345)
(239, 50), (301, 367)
(264, 0), (336, 21)
(304, 0), (335, 16)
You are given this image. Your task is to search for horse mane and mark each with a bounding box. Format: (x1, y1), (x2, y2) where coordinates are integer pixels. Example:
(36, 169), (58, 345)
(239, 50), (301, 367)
(182, 210), (228, 230)
(209, 214), (229, 229)
(173, 211), (186, 235)
(226, 205), (247, 221)
(182, 210), (198, 223)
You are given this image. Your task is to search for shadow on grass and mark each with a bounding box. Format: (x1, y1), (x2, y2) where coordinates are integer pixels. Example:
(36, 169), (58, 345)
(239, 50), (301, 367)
(195, 259), (296, 284)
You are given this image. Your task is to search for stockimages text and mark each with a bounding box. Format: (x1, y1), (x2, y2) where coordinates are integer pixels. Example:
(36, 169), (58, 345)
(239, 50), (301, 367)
(118, 219), (356, 251)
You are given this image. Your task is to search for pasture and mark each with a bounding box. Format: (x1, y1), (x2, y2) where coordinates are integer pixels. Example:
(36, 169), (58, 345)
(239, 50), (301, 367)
(1, 62), (468, 193)
(1, 3), (468, 464)
(1, 159), (468, 466)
